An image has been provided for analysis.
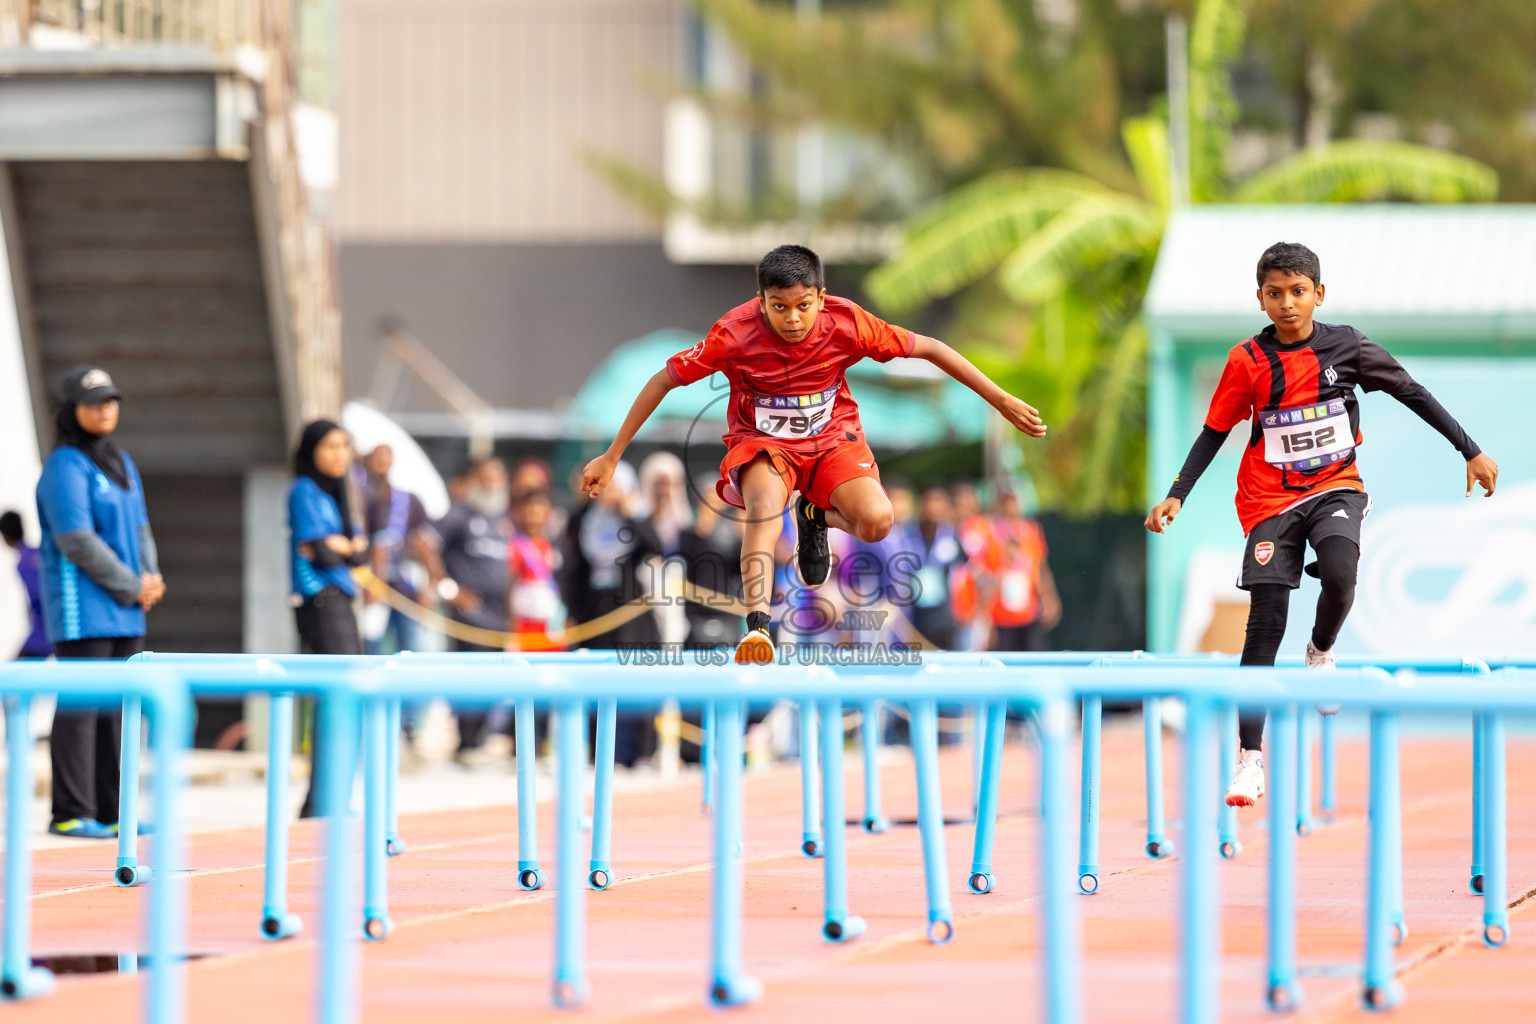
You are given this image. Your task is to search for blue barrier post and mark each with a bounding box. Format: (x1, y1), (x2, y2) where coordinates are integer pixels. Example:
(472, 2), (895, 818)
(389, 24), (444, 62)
(708, 698), (761, 1006)
(819, 697), (864, 942)
(701, 702), (716, 813)
(908, 698), (953, 943)
(589, 697), (617, 890)
(798, 700), (821, 857)
(1038, 696), (1081, 1024)
(1265, 703), (1300, 1010)
(1482, 712), (1508, 947)
(362, 697), (392, 940)
(1470, 712), (1485, 895)
(1296, 711), (1314, 837)
(385, 698), (405, 856)
(317, 689), (362, 1024)
(971, 702), (985, 817)
(2, 695), (54, 1000)
(261, 693), (302, 939)
(1319, 712), (1337, 821)
(515, 698), (544, 890)
(1362, 710), (1404, 1010)
(1218, 702), (1239, 859)
(860, 699), (888, 832)
(114, 695), (150, 886)
(1144, 697), (1172, 858)
(1180, 695), (1219, 1024)
(553, 700), (588, 1007)
(1077, 696), (1102, 894)
(967, 701), (1007, 895)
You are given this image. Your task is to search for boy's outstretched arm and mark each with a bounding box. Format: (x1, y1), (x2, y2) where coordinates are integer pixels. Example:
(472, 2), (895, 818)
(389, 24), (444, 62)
(910, 335), (1046, 437)
(579, 369), (679, 497)
(1145, 425), (1232, 534)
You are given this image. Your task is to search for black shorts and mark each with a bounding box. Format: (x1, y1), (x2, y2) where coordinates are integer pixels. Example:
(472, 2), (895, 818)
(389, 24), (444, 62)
(1238, 489), (1370, 590)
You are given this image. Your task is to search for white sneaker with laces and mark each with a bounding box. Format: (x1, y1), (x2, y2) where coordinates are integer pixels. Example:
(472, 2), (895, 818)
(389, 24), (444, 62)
(1225, 749), (1266, 807)
(1307, 639), (1341, 715)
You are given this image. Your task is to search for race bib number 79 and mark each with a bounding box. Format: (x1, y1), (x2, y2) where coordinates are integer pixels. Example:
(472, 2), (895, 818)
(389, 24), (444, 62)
(1261, 398), (1354, 472)
(753, 386), (838, 439)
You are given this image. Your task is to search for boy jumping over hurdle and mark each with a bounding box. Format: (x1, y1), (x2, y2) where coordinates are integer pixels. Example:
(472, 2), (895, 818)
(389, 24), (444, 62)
(580, 244), (1047, 663)
(1146, 242), (1499, 807)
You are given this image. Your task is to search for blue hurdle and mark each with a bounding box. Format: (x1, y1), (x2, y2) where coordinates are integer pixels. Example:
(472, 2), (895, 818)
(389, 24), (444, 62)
(0, 662), (191, 1022)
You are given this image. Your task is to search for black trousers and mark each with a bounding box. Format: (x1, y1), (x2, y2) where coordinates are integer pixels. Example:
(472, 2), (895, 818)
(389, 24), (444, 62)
(51, 635), (144, 825)
(294, 587), (362, 818)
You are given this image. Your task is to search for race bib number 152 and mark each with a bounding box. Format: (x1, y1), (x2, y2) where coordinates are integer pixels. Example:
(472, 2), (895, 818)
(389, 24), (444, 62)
(753, 386), (838, 439)
(1261, 398), (1354, 472)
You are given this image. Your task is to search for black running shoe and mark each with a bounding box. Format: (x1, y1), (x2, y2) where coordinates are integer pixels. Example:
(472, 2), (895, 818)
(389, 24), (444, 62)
(795, 495), (830, 586)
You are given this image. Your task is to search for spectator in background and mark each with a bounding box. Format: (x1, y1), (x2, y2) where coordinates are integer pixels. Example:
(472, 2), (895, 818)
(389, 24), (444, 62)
(508, 487), (564, 652)
(678, 484), (742, 650)
(361, 445), (433, 655)
(950, 481), (992, 650)
(37, 367), (165, 838)
(288, 419), (367, 818)
(900, 486), (966, 651)
(1, 511), (51, 659)
(985, 482), (1061, 651)
(638, 452), (692, 646)
(429, 457), (513, 763)
(560, 460), (661, 766)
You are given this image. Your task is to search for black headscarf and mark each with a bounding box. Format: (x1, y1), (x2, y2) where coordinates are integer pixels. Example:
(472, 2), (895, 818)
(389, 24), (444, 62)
(54, 401), (130, 490)
(294, 419), (355, 535)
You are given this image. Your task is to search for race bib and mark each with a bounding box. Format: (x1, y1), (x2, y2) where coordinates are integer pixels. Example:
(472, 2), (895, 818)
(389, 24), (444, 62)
(1000, 569), (1032, 612)
(1261, 398), (1354, 473)
(513, 580), (561, 622)
(753, 386), (838, 439)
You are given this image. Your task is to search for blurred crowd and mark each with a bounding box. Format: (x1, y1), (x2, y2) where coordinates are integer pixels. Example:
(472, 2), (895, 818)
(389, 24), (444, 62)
(353, 443), (1060, 766)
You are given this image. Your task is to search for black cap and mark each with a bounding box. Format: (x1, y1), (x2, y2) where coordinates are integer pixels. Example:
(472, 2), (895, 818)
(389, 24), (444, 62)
(61, 366), (124, 405)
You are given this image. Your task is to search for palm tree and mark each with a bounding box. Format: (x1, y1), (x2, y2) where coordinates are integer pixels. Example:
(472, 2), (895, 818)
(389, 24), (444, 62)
(865, 0), (1495, 514)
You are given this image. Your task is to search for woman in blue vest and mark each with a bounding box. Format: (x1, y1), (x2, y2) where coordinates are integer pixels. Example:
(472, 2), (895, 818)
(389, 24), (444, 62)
(288, 419), (367, 817)
(35, 367), (165, 839)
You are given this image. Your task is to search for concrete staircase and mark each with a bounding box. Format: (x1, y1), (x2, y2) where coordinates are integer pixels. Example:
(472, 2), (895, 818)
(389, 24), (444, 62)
(0, 2), (341, 658)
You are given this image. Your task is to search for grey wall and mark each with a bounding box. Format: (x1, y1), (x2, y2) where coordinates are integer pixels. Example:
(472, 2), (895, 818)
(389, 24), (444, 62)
(337, 241), (875, 411)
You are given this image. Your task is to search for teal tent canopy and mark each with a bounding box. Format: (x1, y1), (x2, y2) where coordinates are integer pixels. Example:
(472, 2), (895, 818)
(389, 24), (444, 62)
(568, 329), (989, 450)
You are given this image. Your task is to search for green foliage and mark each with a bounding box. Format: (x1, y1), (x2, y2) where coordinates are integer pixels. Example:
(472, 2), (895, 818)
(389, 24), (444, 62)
(1233, 140), (1498, 204)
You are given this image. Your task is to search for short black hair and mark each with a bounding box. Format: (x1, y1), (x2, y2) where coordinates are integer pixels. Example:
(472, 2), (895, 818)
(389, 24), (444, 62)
(1257, 242), (1321, 287)
(757, 244), (824, 293)
(0, 511), (22, 544)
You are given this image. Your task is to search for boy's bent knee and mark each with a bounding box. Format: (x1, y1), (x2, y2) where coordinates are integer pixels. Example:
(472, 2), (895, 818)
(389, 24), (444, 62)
(853, 509), (893, 543)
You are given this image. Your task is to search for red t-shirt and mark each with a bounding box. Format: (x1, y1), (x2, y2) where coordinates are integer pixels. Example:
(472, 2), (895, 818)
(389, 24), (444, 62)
(1204, 329), (1366, 534)
(509, 532), (563, 652)
(666, 296), (916, 452)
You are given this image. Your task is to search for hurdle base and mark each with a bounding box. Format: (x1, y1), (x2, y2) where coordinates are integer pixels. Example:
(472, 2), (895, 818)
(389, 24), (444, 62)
(260, 912), (303, 940)
(1362, 981), (1405, 1012)
(364, 913), (394, 941)
(385, 836), (407, 857)
(709, 975), (763, 1007)
(822, 915), (866, 943)
(1145, 838), (1174, 859)
(801, 835), (821, 858)
(1266, 979), (1303, 1013)
(588, 864), (613, 891)
(1077, 868), (1100, 895)
(517, 864), (546, 891)
(967, 870), (994, 895)
(0, 967), (55, 1001)
(862, 816), (890, 834)
(114, 861), (152, 887)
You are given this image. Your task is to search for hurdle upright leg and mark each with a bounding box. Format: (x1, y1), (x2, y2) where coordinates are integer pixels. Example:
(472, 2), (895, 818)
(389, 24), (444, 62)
(385, 698), (405, 856)
(1180, 696), (1220, 1024)
(1038, 695), (1082, 1024)
(820, 698), (865, 942)
(114, 695), (150, 886)
(1470, 712), (1485, 895)
(967, 701), (1007, 895)
(145, 686), (191, 1024)
(1077, 696), (1102, 894)
(515, 699), (545, 890)
(798, 700), (821, 857)
(909, 699), (953, 943)
(1217, 702), (1239, 859)
(1296, 711), (1315, 837)
(553, 700), (589, 1008)
(589, 697), (617, 889)
(1362, 710), (1404, 1010)
(971, 702), (985, 818)
(1319, 711), (1337, 821)
(1265, 704), (1301, 1010)
(362, 697), (393, 940)
(860, 699), (888, 832)
(317, 690), (364, 1024)
(702, 703), (716, 813)
(1482, 712), (1509, 947)
(1, 695), (54, 1000)
(261, 693), (303, 939)
(1144, 697), (1172, 858)
(708, 699), (761, 1006)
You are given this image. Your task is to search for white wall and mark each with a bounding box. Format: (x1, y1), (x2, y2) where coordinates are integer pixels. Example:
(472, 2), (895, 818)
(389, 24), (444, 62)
(0, 205), (40, 657)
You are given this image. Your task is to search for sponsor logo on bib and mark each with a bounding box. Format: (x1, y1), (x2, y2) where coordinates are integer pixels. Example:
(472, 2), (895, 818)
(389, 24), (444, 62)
(1254, 541), (1274, 565)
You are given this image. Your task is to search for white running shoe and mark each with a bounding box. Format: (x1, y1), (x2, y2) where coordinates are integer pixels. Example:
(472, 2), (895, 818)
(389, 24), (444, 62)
(1307, 639), (1341, 715)
(1225, 749), (1266, 807)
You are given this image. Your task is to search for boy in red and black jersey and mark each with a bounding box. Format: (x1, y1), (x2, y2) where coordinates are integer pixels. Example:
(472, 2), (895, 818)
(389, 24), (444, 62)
(581, 244), (1047, 663)
(1147, 242), (1499, 807)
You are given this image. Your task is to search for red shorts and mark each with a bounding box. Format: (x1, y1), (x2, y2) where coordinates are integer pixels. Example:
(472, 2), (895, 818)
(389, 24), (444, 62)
(716, 439), (881, 511)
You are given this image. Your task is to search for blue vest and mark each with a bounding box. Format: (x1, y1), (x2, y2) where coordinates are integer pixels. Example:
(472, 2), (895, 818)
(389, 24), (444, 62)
(288, 476), (358, 599)
(35, 447), (148, 642)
